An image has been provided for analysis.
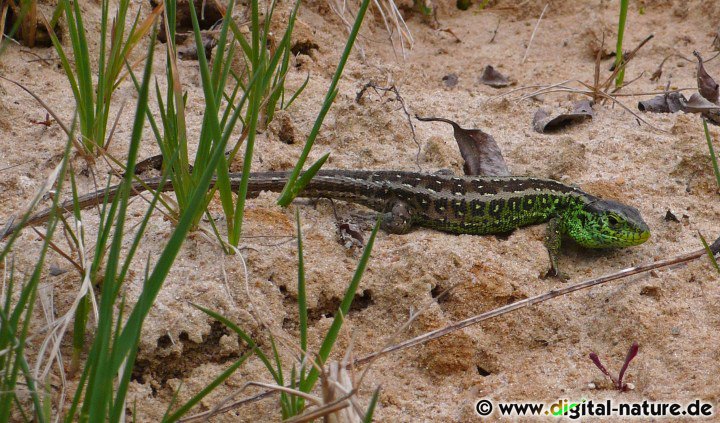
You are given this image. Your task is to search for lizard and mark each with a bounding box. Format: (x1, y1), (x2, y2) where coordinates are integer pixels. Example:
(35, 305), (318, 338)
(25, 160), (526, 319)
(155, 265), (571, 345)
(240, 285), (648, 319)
(4, 169), (651, 276)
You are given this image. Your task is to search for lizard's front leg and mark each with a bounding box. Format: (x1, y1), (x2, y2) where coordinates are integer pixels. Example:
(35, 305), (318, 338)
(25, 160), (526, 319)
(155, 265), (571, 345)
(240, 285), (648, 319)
(544, 217), (564, 279)
(380, 200), (414, 234)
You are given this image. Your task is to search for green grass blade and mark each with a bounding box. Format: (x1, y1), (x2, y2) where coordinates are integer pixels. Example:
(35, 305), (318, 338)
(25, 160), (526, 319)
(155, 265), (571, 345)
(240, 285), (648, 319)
(300, 219), (381, 392)
(163, 351), (252, 422)
(702, 118), (720, 190)
(363, 386), (381, 423)
(277, 0), (371, 206)
(283, 70), (311, 110)
(111, 121), (231, 375)
(83, 27), (157, 420)
(699, 232), (720, 274)
(614, 0), (629, 87)
(0, 137), (73, 421)
(288, 153), (330, 200)
(296, 210), (308, 355)
(192, 304), (280, 382)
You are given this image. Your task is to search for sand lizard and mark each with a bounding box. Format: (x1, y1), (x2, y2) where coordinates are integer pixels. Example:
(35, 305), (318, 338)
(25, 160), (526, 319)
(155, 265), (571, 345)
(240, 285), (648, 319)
(7, 169), (651, 275)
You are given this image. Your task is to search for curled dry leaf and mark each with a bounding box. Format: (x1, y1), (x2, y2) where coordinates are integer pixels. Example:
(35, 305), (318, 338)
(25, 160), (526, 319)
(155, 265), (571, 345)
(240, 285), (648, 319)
(682, 92), (720, 113)
(338, 221), (364, 249)
(693, 50), (719, 104)
(416, 116), (510, 177)
(532, 100), (594, 133)
(638, 91), (720, 125)
(637, 92), (686, 113)
(479, 65), (513, 88)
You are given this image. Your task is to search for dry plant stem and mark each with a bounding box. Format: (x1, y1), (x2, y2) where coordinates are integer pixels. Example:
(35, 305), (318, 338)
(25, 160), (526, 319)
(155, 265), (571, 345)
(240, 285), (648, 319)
(584, 86), (666, 131)
(485, 79), (578, 101)
(327, 0), (366, 61)
(0, 76), (78, 148)
(611, 71), (645, 93)
(37, 284), (68, 414)
(356, 82), (420, 170)
(284, 393), (355, 423)
(186, 381), (323, 423)
(353, 236), (720, 366)
(34, 220), (98, 389)
(599, 34), (654, 94)
(30, 227), (83, 274)
(489, 20), (500, 43)
(521, 3), (548, 64)
(0, 161), (31, 172)
(178, 390), (277, 422)
(517, 83), (667, 132)
(370, 0), (398, 55)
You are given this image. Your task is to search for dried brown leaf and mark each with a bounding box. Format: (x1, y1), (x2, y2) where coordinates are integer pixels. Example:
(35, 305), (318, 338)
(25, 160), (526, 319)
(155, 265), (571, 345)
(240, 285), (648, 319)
(682, 92), (720, 113)
(338, 221), (364, 249)
(416, 116), (509, 176)
(479, 65), (513, 88)
(694, 50), (719, 104)
(637, 92), (686, 113)
(532, 101), (594, 133)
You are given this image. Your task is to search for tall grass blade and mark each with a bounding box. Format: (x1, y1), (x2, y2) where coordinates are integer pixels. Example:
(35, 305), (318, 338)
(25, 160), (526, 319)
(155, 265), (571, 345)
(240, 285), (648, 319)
(296, 210), (308, 355)
(363, 386), (381, 423)
(163, 351), (252, 422)
(0, 136), (74, 421)
(300, 219), (381, 392)
(278, 0), (371, 206)
(699, 233), (720, 274)
(703, 118), (720, 190)
(614, 0), (629, 87)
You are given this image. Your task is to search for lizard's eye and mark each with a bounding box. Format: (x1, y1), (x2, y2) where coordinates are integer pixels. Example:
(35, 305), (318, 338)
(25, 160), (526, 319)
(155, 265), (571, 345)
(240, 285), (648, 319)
(607, 214), (621, 226)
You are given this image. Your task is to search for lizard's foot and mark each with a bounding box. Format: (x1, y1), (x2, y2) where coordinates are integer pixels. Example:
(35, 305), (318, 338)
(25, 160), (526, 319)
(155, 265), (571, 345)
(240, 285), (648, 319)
(543, 217), (567, 281)
(541, 266), (568, 281)
(380, 201), (414, 234)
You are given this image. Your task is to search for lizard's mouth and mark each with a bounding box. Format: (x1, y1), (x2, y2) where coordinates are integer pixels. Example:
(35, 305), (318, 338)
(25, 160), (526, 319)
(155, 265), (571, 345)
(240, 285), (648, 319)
(602, 229), (650, 247)
(579, 228), (650, 248)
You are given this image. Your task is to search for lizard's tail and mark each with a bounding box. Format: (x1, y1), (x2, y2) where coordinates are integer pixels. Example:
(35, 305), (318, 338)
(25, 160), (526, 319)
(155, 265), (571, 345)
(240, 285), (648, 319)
(2, 170), (384, 239)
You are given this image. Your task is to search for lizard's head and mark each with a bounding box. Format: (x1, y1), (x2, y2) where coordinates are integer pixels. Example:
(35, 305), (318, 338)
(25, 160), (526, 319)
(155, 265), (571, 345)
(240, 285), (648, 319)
(565, 198), (650, 248)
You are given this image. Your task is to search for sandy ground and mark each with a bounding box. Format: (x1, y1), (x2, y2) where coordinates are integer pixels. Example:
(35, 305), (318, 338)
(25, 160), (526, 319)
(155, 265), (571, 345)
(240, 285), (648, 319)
(1, 0), (720, 421)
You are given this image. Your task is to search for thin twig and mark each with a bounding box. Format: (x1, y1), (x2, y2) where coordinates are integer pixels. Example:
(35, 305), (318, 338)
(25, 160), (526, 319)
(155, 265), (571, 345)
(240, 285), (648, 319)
(521, 3), (548, 64)
(489, 19), (500, 43)
(353, 236), (720, 366)
(30, 227), (84, 274)
(356, 82), (421, 170)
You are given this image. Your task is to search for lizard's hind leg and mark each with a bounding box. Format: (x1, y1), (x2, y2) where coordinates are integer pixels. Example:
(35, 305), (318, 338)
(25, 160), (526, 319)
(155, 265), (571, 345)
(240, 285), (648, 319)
(380, 200), (415, 234)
